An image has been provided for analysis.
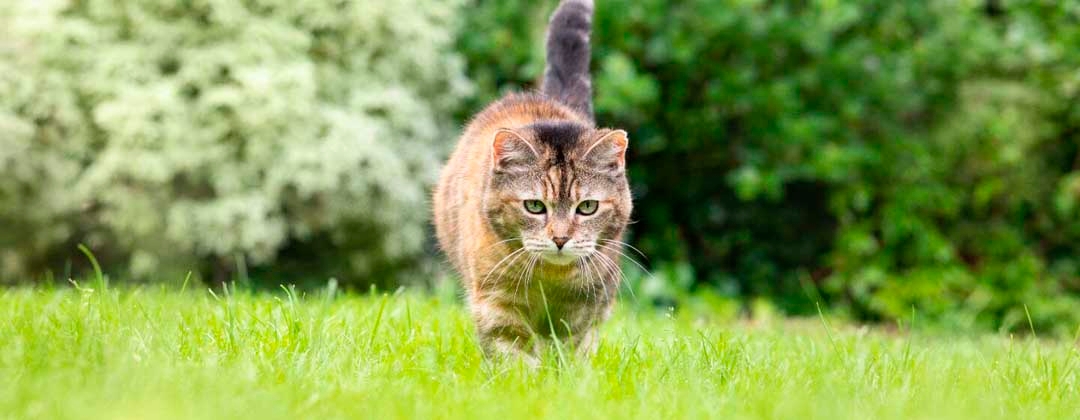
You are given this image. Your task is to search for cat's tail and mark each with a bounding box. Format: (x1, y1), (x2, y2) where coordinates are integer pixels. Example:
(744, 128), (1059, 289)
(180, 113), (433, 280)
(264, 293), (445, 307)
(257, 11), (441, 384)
(542, 0), (594, 120)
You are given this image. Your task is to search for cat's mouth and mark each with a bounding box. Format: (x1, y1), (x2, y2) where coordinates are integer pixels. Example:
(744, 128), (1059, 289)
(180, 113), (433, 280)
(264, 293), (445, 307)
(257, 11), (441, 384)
(523, 239), (596, 266)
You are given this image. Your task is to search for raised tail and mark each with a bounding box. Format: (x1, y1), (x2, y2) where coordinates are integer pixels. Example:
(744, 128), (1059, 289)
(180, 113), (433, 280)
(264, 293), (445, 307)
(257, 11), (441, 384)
(542, 0), (594, 120)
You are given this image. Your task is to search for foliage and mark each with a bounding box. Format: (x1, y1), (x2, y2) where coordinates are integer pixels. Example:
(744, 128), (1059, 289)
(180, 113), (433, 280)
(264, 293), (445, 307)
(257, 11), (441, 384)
(0, 0), (471, 285)
(3, 287), (1079, 419)
(458, 0), (1080, 333)
(3, 0), (1080, 333)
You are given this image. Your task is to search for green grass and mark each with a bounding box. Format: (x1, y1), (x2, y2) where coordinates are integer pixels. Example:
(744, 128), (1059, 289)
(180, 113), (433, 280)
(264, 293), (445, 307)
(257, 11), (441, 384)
(2, 283), (1078, 420)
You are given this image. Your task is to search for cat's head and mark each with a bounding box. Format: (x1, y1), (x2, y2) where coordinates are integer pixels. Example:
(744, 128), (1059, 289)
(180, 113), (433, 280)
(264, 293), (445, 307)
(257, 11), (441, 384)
(485, 121), (632, 266)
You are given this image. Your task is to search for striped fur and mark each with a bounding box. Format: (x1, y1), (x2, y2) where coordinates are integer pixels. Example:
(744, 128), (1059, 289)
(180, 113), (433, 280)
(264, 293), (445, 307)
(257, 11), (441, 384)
(433, 1), (630, 365)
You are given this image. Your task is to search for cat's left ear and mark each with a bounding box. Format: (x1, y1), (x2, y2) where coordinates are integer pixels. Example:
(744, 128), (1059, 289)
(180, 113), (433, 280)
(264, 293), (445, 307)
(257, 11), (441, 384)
(492, 129), (540, 173)
(581, 129), (628, 173)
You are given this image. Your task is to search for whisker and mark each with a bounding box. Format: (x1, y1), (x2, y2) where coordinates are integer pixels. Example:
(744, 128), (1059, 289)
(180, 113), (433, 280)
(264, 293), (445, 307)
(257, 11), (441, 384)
(514, 253), (531, 300)
(588, 256), (607, 301)
(479, 237), (523, 259)
(481, 247), (527, 287)
(584, 257), (597, 284)
(522, 254), (541, 306)
(593, 251), (635, 298)
(490, 237), (522, 247)
(590, 252), (618, 282)
(511, 253), (539, 307)
(596, 243), (653, 278)
(576, 258), (590, 301)
(597, 239), (648, 261)
(506, 249), (534, 277)
(580, 256), (601, 302)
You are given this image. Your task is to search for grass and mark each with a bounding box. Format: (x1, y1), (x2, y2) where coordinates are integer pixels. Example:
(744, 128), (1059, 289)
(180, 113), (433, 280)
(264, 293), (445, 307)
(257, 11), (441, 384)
(2, 282), (1079, 420)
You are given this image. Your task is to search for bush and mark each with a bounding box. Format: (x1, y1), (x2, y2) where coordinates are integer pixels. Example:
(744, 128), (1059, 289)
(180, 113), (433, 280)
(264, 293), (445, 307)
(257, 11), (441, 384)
(0, 0), (471, 286)
(458, 0), (1080, 333)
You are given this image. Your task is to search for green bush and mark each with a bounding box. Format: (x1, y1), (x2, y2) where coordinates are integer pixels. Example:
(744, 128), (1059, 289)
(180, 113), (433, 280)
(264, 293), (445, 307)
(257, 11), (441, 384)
(0, 0), (471, 286)
(459, 0), (1080, 333)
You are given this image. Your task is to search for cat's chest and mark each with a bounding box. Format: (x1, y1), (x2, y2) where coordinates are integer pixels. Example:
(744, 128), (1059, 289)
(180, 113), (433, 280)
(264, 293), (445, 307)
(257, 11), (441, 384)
(517, 295), (591, 335)
(517, 278), (603, 320)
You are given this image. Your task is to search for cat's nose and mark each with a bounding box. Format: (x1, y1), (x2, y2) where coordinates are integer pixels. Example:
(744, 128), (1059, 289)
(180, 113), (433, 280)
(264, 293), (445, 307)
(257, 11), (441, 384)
(552, 237), (570, 250)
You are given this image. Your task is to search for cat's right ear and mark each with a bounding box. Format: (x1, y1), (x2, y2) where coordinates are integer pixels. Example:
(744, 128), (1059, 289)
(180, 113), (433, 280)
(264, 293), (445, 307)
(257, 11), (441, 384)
(492, 129), (539, 173)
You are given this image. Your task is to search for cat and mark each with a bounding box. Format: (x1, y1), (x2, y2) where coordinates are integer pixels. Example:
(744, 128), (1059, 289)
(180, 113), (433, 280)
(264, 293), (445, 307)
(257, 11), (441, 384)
(433, 0), (632, 365)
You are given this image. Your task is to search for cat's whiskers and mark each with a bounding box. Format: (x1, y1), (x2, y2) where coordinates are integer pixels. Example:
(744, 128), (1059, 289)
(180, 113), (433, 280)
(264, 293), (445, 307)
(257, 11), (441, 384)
(589, 250), (618, 279)
(577, 256), (596, 301)
(513, 253), (540, 305)
(597, 239), (648, 261)
(590, 257), (607, 301)
(525, 253), (545, 306)
(503, 249), (536, 283)
(596, 242), (652, 278)
(591, 250), (635, 298)
(587, 255), (607, 301)
(477, 237), (528, 283)
(479, 237), (523, 259)
(481, 247), (528, 288)
(488, 236), (523, 248)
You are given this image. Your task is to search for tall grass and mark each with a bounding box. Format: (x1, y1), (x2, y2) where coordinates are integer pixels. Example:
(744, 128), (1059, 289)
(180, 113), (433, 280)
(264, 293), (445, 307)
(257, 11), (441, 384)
(1, 283), (1078, 419)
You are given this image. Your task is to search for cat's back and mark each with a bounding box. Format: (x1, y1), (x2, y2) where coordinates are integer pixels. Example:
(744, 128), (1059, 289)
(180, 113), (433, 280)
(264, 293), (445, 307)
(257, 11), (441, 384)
(433, 93), (586, 273)
(466, 93), (584, 135)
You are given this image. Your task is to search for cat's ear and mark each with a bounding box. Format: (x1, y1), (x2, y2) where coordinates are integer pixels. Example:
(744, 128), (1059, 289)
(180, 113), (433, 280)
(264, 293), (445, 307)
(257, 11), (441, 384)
(581, 129), (628, 173)
(492, 129), (539, 172)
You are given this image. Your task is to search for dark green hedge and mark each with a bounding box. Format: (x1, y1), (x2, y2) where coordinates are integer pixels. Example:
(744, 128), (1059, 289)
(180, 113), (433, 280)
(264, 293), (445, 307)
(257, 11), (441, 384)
(458, 1), (1080, 334)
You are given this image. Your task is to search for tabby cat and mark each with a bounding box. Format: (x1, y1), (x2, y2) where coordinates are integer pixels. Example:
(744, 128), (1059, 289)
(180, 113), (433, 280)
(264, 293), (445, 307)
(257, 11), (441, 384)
(433, 0), (632, 365)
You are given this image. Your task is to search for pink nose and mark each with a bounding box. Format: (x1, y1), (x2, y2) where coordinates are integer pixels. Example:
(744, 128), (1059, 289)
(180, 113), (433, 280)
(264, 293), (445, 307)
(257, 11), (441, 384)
(552, 237), (570, 250)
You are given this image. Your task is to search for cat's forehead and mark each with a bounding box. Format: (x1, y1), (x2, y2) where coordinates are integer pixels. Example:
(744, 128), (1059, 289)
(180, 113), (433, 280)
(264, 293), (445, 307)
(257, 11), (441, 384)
(534, 162), (617, 201)
(525, 121), (590, 164)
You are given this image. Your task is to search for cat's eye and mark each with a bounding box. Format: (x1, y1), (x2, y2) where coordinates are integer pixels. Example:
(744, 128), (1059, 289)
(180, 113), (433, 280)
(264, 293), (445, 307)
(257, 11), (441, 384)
(524, 200), (546, 214)
(576, 200), (599, 216)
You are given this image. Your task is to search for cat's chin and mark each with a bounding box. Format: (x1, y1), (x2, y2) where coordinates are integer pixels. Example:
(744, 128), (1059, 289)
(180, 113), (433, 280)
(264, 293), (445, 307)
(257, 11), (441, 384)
(540, 252), (580, 266)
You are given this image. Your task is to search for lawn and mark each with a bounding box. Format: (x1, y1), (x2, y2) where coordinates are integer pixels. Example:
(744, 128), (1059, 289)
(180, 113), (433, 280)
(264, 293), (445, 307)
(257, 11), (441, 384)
(2, 283), (1078, 420)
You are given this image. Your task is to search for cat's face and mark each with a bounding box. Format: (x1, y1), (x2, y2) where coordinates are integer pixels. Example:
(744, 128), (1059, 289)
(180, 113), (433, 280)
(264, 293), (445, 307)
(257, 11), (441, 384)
(485, 121), (632, 266)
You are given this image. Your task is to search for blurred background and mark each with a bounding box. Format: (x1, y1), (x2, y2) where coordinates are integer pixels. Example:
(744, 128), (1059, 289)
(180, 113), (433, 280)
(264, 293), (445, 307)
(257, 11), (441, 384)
(2, 0), (1080, 334)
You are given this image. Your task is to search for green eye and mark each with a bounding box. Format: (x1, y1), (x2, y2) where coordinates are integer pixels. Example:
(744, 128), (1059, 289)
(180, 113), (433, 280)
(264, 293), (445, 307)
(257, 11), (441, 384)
(576, 200), (599, 215)
(524, 200), (546, 214)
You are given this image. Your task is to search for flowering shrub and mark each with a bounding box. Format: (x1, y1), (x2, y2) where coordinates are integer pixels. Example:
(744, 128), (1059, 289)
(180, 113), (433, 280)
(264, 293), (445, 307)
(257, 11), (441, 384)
(0, 0), (471, 285)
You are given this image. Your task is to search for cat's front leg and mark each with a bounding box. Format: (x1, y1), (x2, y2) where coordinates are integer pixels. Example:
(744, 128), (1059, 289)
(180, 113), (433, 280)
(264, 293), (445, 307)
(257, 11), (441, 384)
(471, 301), (541, 367)
(560, 303), (612, 358)
(570, 327), (598, 357)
